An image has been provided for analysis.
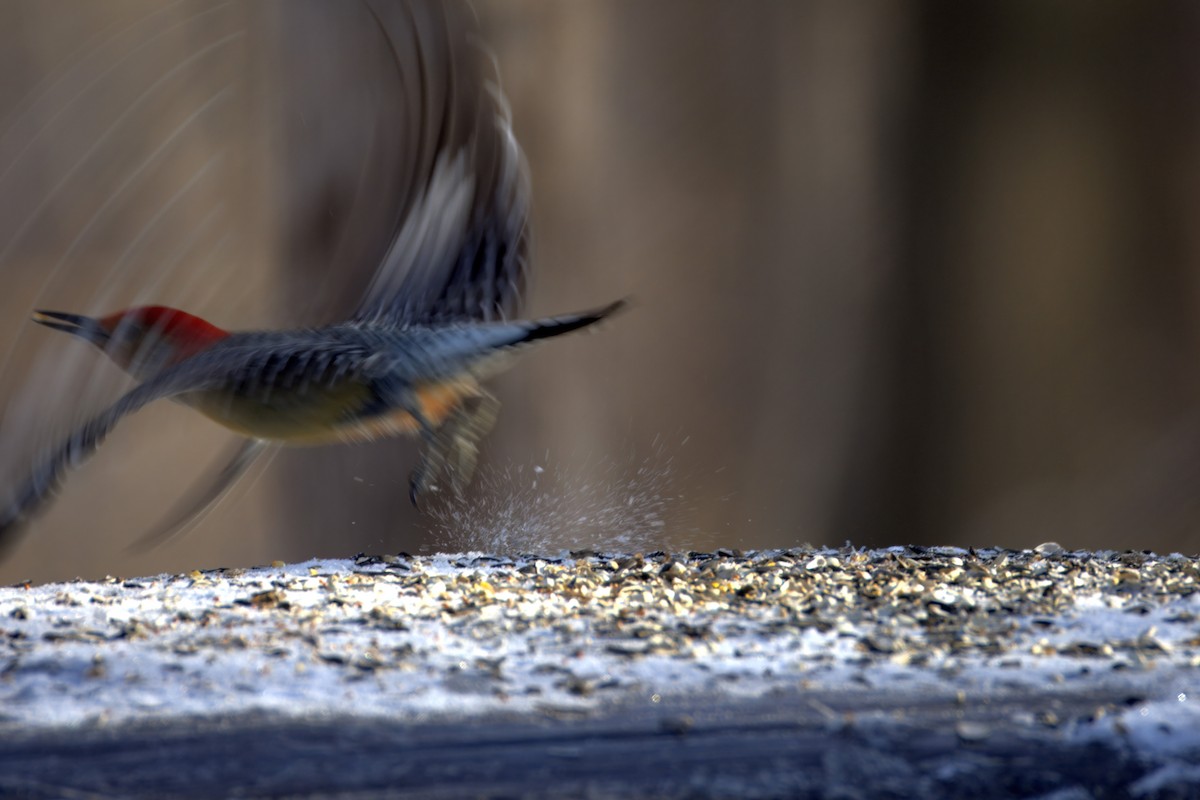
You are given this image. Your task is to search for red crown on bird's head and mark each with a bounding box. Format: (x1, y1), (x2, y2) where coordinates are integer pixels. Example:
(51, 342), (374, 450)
(99, 306), (228, 351)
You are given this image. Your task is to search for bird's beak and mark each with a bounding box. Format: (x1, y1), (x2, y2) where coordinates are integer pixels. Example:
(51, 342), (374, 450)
(31, 310), (110, 347)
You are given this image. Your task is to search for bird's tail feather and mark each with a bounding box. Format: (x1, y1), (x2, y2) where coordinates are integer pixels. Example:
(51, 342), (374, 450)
(512, 298), (629, 346)
(444, 298), (627, 382)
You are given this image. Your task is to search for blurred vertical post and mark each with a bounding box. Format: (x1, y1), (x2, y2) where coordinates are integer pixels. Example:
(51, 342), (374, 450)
(839, 1), (1200, 552)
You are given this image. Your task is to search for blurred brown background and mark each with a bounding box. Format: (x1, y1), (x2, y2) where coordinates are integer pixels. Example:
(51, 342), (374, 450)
(2, 1), (1199, 584)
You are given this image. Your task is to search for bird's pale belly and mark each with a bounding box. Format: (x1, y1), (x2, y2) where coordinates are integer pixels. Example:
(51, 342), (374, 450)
(179, 378), (476, 445)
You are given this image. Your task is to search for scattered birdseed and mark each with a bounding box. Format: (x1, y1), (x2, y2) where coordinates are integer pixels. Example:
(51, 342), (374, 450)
(0, 545), (1195, 751)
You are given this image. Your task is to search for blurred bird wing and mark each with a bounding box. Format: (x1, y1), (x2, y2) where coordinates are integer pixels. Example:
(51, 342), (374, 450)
(351, 0), (530, 327)
(125, 437), (274, 553)
(0, 361), (228, 552)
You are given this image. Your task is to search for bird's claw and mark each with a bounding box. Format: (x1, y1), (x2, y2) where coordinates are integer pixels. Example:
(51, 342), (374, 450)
(408, 470), (438, 510)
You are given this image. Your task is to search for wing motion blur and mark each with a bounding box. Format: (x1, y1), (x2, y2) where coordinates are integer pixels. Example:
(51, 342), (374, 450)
(0, 359), (233, 552)
(123, 0), (530, 547)
(0, 0), (534, 554)
(125, 437), (273, 553)
(352, 0), (531, 327)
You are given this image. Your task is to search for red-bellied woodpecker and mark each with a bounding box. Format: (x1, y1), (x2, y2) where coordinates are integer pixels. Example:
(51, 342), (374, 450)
(0, 2), (625, 553)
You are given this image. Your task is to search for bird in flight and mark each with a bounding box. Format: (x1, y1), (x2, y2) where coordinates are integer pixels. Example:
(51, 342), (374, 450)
(0, 1), (624, 555)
